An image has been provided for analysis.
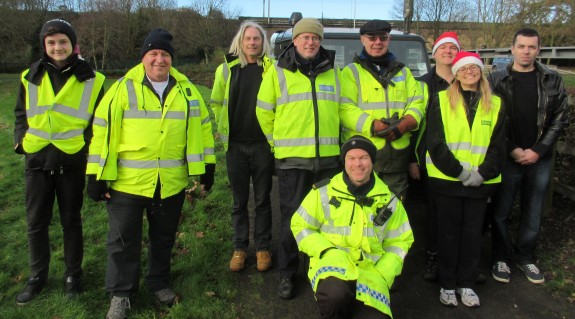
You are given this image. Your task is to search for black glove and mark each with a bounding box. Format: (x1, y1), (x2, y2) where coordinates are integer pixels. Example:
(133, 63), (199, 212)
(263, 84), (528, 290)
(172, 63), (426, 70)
(199, 164), (216, 191)
(86, 175), (108, 202)
(14, 143), (24, 154)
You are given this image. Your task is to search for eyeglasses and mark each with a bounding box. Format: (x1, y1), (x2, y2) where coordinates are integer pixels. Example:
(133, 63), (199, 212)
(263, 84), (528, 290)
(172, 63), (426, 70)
(297, 35), (321, 43)
(363, 34), (389, 42)
(457, 65), (480, 74)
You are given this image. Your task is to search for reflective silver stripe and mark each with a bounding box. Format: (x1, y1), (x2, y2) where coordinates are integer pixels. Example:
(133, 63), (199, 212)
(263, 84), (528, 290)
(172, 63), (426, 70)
(265, 133), (273, 142)
(356, 284), (391, 307)
(274, 137), (338, 147)
(187, 109), (200, 118)
(222, 61), (229, 82)
(209, 99), (222, 105)
(335, 245), (351, 253)
(123, 110), (185, 119)
(119, 159), (184, 169)
(93, 117), (107, 127)
(382, 221), (412, 240)
(276, 65), (288, 101)
(296, 206), (322, 229)
(51, 104), (90, 121)
(27, 79), (96, 121)
(319, 186), (331, 223)
(295, 228), (315, 244)
(341, 96), (354, 104)
(471, 145), (488, 155)
(320, 224), (352, 236)
(220, 133), (229, 142)
(405, 106), (423, 119)
(257, 99), (275, 111)
(363, 227), (376, 238)
(356, 112), (369, 133)
(27, 84), (40, 117)
(27, 128), (83, 140)
(275, 66), (339, 106)
(79, 79), (95, 113)
(348, 64), (362, 102)
(87, 155), (100, 164)
(204, 147), (215, 155)
(126, 80), (138, 111)
(164, 111), (186, 119)
(357, 101), (407, 111)
(362, 251), (381, 264)
(384, 245), (408, 260)
(425, 155), (471, 170)
(187, 154), (205, 162)
(223, 98), (228, 107)
(201, 116), (211, 124)
(447, 142), (471, 152)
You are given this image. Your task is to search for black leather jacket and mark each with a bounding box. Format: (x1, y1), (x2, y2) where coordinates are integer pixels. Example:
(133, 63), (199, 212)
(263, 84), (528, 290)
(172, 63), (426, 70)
(488, 61), (568, 158)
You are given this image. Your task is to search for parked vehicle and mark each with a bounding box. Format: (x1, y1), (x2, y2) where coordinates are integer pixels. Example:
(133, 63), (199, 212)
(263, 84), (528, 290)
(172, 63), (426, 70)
(491, 56), (513, 72)
(270, 13), (431, 79)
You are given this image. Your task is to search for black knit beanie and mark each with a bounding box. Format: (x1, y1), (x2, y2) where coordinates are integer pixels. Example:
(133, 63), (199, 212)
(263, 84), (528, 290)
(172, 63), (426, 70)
(341, 135), (377, 164)
(141, 29), (175, 59)
(40, 18), (77, 51)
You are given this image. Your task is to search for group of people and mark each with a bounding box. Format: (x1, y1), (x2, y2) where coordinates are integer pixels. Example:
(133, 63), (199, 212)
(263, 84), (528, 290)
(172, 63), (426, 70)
(13, 15), (567, 319)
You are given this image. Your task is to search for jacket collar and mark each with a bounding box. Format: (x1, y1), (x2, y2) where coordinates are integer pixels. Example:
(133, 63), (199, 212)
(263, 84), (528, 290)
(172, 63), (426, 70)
(276, 43), (335, 73)
(24, 55), (95, 85)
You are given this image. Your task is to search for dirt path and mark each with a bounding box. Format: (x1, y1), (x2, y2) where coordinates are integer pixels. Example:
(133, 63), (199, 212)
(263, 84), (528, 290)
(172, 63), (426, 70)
(231, 177), (574, 319)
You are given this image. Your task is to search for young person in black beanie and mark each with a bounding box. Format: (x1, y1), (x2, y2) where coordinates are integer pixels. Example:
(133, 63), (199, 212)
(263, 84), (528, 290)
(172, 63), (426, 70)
(340, 19), (425, 201)
(13, 18), (105, 305)
(86, 28), (215, 319)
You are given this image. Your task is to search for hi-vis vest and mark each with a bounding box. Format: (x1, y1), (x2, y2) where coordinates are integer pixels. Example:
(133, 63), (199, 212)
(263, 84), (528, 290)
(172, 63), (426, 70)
(22, 70), (105, 154)
(291, 173), (413, 318)
(340, 62), (424, 150)
(87, 64), (215, 199)
(256, 64), (342, 159)
(426, 91), (502, 184)
(210, 55), (273, 150)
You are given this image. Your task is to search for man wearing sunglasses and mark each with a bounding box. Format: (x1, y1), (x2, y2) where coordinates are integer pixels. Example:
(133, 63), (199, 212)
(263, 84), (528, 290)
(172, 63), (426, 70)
(341, 20), (424, 200)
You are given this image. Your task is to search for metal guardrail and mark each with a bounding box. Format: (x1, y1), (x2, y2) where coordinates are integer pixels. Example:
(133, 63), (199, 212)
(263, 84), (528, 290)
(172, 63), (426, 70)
(472, 47), (575, 60)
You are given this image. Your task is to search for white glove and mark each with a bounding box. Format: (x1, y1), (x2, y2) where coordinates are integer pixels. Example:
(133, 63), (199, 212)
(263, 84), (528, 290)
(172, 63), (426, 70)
(457, 169), (471, 182)
(463, 170), (484, 187)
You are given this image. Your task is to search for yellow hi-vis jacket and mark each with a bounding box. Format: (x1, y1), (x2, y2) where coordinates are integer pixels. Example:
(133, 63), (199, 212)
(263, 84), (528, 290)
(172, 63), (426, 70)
(340, 62), (424, 151)
(21, 70), (105, 154)
(426, 91), (502, 184)
(210, 55), (273, 150)
(256, 64), (371, 159)
(87, 64), (215, 199)
(291, 173), (413, 318)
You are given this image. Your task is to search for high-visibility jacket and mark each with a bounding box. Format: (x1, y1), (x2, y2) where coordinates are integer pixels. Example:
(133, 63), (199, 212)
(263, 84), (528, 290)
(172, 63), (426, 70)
(87, 64), (215, 198)
(210, 55), (273, 150)
(340, 61), (424, 151)
(413, 80), (429, 165)
(426, 91), (502, 184)
(256, 59), (371, 160)
(21, 69), (105, 154)
(291, 173), (413, 318)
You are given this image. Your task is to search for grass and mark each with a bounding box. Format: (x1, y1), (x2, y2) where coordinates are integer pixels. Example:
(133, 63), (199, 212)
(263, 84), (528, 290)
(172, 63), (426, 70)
(0, 74), (238, 318)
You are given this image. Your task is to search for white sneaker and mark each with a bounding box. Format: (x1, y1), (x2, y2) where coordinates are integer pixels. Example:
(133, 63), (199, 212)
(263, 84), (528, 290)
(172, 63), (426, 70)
(439, 288), (458, 307)
(457, 288), (480, 307)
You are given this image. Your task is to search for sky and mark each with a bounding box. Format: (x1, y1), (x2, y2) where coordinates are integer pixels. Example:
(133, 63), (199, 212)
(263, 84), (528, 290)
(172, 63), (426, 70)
(178, 0), (395, 21)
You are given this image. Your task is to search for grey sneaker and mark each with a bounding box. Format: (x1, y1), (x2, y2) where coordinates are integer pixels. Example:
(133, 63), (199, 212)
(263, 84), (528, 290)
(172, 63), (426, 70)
(439, 288), (458, 307)
(518, 263), (545, 284)
(106, 296), (130, 319)
(457, 288), (480, 307)
(154, 288), (178, 306)
(492, 261), (511, 283)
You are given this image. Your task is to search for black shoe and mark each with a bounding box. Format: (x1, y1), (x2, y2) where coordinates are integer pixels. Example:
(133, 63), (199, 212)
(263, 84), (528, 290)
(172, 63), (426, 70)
(423, 251), (439, 282)
(278, 277), (295, 300)
(16, 277), (45, 305)
(475, 272), (487, 284)
(65, 275), (82, 299)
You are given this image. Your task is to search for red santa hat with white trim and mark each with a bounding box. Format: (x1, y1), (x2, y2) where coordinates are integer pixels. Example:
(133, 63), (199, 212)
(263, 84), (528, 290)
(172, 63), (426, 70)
(432, 32), (460, 56)
(451, 51), (484, 75)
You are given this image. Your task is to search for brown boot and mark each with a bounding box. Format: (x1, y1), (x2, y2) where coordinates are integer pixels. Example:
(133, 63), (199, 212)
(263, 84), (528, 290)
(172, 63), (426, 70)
(229, 250), (247, 272)
(256, 250), (272, 272)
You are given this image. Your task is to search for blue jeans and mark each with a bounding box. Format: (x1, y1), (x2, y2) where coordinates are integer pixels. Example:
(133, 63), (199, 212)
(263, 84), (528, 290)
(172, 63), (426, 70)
(226, 141), (274, 251)
(491, 157), (552, 264)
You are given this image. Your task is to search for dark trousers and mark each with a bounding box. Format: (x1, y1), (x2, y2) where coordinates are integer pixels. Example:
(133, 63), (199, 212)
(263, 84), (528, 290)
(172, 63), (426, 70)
(276, 167), (339, 278)
(316, 277), (390, 319)
(226, 141), (274, 251)
(435, 193), (487, 289)
(105, 188), (184, 296)
(25, 168), (85, 280)
(492, 158), (552, 264)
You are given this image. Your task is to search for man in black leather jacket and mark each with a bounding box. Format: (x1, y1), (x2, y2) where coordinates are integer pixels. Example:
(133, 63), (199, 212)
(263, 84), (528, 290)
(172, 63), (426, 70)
(488, 28), (568, 285)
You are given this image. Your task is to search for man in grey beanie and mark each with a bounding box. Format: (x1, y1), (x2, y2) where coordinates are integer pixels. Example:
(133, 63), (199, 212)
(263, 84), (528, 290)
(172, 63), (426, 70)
(256, 18), (373, 300)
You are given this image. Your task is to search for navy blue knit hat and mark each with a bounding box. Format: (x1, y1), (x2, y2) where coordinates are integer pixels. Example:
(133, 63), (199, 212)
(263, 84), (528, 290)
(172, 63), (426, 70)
(141, 28), (175, 58)
(341, 135), (377, 164)
(40, 18), (77, 50)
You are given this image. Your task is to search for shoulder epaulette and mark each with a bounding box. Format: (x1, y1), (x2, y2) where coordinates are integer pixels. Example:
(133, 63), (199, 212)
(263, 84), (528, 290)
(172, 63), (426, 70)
(312, 178), (330, 190)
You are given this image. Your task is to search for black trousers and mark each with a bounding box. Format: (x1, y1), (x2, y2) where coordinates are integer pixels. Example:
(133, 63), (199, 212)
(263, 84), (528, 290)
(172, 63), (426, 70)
(435, 193), (487, 289)
(316, 277), (391, 319)
(276, 167), (339, 278)
(226, 141), (274, 251)
(105, 188), (184, 296)
(25, 168), (85, 280)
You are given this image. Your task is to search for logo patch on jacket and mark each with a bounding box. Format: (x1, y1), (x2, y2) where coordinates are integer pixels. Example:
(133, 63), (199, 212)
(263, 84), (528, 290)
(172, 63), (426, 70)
(319, 85), (335, 92)
(392, 75), (405, 82)
(481, 120), (491, 126)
